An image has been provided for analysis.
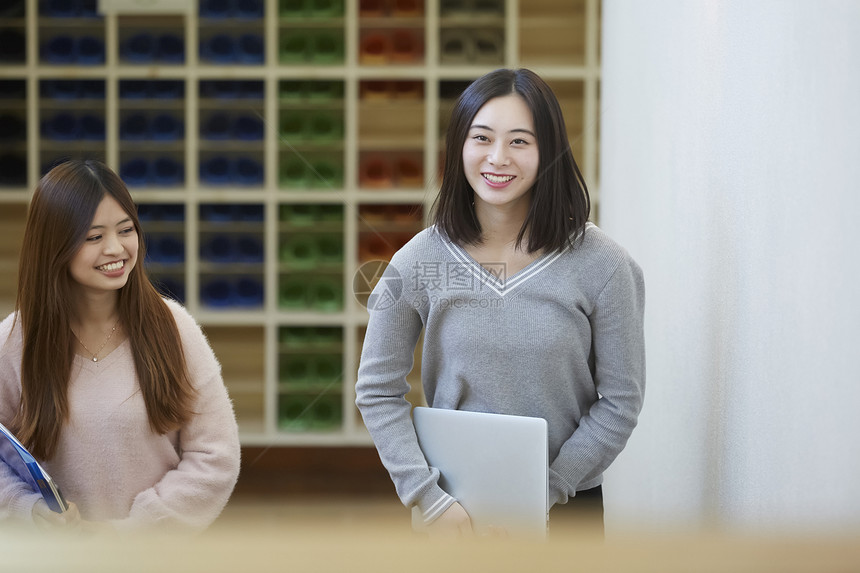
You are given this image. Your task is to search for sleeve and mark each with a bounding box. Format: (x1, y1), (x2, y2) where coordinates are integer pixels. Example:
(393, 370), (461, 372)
(548, 255), (646, 507)
(354, 259), (457, 524)
(0, 316), (43, 524)
(110, 304), (241, 533)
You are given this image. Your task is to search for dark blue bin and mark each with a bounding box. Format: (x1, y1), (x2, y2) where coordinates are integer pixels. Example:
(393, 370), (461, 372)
(121, 114), (149, 140)
(121, 158), (150, 186)
(76, 36), (104, 64)
(43, 35), (75, 64)
(233, 157), (264, 185)
(152, 157), (183, 186)
(157, 34), (184, 63)
(200, 156), (231, 184)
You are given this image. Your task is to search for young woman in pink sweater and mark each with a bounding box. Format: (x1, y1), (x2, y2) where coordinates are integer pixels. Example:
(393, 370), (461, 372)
(0, 160), (241, 534)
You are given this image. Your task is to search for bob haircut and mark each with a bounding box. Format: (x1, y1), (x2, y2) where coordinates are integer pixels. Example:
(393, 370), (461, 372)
(432, 68), (591, 253)
(14, 159), (195, 460)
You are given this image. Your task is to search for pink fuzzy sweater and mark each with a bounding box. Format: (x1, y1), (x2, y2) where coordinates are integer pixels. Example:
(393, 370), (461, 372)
(0, 300), (241, 533)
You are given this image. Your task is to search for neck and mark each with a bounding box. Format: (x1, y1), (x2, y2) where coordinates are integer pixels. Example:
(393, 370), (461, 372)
(473, 198), (531, 251)
(72, 289), (121, 328)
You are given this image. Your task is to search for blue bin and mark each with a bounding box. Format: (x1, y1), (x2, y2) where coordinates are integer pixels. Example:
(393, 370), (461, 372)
(43, 35), (75, 64)
(235, 0), (264, 18)
(200, 0), (232, 18)
(157, 34), (184, 63)
(121, 158), (150, 186)
(237, 34), (264, 64)
(155, 235), (185, 264)
(240, 80), (265, 99)
(43, 0), (77, 17)
(236, 235), (264, 263)
(200, 80), (239, 99)
(236, 277), (264, 306)
(200, 156), (231, 184)
(234, 115), (264, 140)
(151, 114), (184, 141)
(200, 34), (235, 63)
(120, 80), (149, 99)
(201, 279), (234, 307)
(123, 33), (156, 63)
(44, 113), (79, 139)
(237, 204), (265, 221)
(152, 80), (184, 99)
(120, 114), (148, 140)
(201, 204), (237, 222)
(201, 113), (231, 140)
(233, 157), (264, 185)
(152, 157), (183, 186)
(137, 204), (160, 221)
(76, 35), (104, 64)
(79, 114), (105, 140)
(201, 234), (235, 262)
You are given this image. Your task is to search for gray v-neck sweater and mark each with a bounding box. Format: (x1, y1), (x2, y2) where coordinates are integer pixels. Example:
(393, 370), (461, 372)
(356, 223), (646, 523)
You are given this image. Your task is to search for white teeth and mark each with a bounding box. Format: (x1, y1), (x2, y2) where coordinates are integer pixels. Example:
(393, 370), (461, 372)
(98, 261), (124, 272)
(483, 173), (515, 184)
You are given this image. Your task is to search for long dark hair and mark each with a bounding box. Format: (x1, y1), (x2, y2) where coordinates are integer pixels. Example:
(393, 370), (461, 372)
(432, 68), (591, 253)
(13, 159), (196, 460)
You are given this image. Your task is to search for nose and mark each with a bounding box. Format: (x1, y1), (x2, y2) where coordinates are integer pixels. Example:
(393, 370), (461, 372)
(487, 142), (509, 167)
(102, 232), (125, 256)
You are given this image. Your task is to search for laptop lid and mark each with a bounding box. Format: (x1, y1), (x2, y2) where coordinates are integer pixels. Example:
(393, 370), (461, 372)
(411, 407), (548, 539)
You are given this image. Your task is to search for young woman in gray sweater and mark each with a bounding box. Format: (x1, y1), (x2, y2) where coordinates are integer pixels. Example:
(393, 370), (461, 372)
(355, 68), (645, 537)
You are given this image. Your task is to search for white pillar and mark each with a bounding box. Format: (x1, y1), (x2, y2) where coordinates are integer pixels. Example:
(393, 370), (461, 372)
(599, 0), (860, 534)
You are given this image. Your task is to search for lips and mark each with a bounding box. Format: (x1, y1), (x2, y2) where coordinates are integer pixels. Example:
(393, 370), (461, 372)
(97, 260), (125, 273)
(482, 173), (515, 186)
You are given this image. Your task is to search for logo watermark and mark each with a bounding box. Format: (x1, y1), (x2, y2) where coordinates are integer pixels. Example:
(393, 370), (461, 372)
(353, 260), (402, 311)
(353, 259), (507, 311)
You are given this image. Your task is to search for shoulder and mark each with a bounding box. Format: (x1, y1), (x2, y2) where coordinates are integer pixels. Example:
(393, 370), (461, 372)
(0, 312), (21, 351)
(161, 299), (208, 344)
(162, 297), (196, 326)
(161, 299), (221, 375)
(388, 226), (452, 270)
(565, 224), (644, 291)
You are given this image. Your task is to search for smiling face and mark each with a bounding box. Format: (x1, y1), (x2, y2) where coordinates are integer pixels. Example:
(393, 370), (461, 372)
(462, 93), (540, 215)
(68, 194), (139, 296)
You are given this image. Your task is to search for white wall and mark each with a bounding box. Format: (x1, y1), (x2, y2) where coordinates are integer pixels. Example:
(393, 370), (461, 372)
(599, 0), (860, 535)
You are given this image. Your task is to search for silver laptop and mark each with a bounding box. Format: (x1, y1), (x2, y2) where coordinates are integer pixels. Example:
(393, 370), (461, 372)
(411, 407), (548, 539)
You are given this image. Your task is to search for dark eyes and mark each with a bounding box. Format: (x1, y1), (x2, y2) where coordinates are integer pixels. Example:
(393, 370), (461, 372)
(85, 227), (136, 242)
(471, 134), (530, 145)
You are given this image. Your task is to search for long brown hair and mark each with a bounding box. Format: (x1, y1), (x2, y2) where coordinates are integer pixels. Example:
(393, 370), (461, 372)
(13, 159), (196, 460)
(433, 68), (591, 253)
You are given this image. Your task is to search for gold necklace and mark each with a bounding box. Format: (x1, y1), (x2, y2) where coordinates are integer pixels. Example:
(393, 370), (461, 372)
(74, 319), (121, 363)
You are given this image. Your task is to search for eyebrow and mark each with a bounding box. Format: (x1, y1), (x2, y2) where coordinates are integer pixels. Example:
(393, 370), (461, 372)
(90, 217), (133, 230)
(469, 124), (536, 137)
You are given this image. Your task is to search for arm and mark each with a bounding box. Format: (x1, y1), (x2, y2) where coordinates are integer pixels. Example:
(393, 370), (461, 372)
(549, 256), (646, 506)
(110, 308), (241, 533)
(0, 319), (44, 523)
(355, 262), (457, 525)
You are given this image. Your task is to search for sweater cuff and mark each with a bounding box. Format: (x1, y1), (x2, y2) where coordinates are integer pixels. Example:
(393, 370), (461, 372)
(548, 468), (571, 508)
(415, 488), (457, 525)
(8, 491), (43, 523)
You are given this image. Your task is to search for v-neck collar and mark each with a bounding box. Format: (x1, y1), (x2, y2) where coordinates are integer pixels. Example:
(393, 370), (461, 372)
(74, 338), (130, 369)
(443, 237), (571, 297)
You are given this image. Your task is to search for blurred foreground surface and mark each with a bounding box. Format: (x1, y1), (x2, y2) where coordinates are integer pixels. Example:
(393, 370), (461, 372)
(2, 497), (858, 572)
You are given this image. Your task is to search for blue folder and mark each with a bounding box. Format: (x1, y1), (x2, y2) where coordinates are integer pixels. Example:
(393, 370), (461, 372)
(0, 421), (68, 514)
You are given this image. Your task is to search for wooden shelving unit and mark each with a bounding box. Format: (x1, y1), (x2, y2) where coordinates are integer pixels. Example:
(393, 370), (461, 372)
(0, 0), (601, 446)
